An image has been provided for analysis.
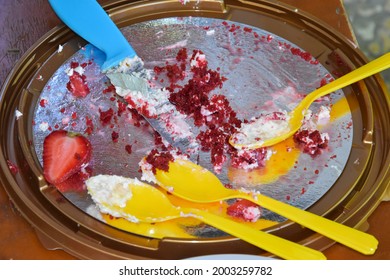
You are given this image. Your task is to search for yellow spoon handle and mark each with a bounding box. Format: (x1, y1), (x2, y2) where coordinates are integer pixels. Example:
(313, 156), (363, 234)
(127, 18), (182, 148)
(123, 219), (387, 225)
(296, 52), (390, 112)
(239, 193), (378, 255)
(187, 208), (326, 260)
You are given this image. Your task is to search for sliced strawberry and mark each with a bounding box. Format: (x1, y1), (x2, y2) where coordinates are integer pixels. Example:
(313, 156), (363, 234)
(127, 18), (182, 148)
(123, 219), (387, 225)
(43, 130), (92, 184)
(55, 167), (92, 193)
(66, 72), (90, 97)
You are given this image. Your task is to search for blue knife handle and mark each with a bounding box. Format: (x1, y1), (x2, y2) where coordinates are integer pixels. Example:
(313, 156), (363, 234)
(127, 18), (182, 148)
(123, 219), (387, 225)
(49, 0), (137, 71)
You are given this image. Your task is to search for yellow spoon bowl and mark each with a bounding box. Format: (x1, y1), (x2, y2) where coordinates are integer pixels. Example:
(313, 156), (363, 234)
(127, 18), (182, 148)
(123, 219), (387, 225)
(86, 175), (325, 260)
(229, 52), (390, 149)
(154, 159), (378, 255)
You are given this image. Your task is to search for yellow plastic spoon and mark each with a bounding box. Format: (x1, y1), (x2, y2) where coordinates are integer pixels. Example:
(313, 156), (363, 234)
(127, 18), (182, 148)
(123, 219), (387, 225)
(86, 175), (326, 260)
(153, 159), (379, 255)
(229, 52), (390, 149)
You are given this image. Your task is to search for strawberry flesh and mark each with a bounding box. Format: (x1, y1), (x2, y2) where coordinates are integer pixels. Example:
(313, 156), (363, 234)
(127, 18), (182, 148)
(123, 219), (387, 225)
(66, 72), (90, 97)
(43, 130), (92, 184)
(55, 167), (92, 193)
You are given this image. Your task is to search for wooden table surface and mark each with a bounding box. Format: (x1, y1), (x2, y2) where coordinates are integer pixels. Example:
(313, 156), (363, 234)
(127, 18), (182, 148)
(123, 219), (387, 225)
(0, 0), (389, 260)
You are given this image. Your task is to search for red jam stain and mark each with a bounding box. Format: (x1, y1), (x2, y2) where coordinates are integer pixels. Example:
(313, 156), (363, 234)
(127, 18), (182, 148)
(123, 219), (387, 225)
(7, 160), (19, 175)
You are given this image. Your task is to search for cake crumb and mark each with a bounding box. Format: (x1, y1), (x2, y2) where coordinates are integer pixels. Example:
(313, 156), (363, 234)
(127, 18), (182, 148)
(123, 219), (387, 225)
(15, 110), (23, 120)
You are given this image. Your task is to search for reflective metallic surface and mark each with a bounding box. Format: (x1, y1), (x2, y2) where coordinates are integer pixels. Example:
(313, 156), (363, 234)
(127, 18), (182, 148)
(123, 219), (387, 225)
(32, 17), (352, 226)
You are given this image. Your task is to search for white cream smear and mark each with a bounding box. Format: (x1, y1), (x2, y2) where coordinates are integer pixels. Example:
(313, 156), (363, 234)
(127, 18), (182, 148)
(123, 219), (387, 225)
(86, 175), (140, 223)
(232, 111), (291, 148)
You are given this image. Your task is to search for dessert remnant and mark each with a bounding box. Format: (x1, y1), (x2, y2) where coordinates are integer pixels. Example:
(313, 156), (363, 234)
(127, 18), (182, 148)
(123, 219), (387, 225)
(144, 149), (174, 174)
(66, 62), (91, 97)
(230, 147), (269, 170)
(86, 174), (139, 223)
(292, 107), (331, 156)
(226, 199), (261, 222)
(32, 19), (352, 239)
(230, 111), (290, 149)
(38, 121), (50, 132)
(139, 148), (188, 184)
(15, 109), (23, 120)
(7, 160), (19, 175)
(316, 105), (331, 125)
(43, 130), (92, 186)
(179, 0), (194, 5)
(55, 166), (92, 193)
(106, 56), (174, 119)
(293, 129), (329, 156)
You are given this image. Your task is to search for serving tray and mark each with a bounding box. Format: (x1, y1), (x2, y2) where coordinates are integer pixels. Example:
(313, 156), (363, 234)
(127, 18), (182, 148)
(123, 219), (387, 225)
(1, 0), (389, 259)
